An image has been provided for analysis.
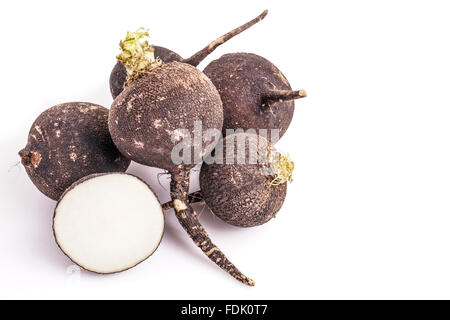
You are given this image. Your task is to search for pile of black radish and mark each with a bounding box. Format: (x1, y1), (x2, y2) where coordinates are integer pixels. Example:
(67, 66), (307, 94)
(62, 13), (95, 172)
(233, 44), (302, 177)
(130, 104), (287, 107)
(18, 9), (306, 286)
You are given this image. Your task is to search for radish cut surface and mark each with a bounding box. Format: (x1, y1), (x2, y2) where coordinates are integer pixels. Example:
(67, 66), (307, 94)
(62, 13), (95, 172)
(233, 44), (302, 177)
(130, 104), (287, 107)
(53, 173), (164, 274)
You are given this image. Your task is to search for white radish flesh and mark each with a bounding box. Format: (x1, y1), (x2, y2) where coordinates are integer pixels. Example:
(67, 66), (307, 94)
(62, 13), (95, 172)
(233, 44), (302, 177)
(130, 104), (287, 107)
(53, 173), (164, 274)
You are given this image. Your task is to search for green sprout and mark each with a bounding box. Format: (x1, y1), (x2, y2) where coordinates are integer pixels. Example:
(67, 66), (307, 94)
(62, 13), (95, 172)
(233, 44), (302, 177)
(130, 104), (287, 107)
(266, 150), (295, 186)
(116, 28), (162, 81)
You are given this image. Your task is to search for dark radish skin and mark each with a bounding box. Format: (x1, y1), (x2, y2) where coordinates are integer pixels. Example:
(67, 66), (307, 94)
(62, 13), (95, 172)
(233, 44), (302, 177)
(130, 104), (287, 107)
(110, 62), (127, 100)
(109, 63), (222, 171)
(109, 10), (268, 99)
(203, 53), (307, 141)
(19, 102), (130, 200)
(162, 133), (293, 227)
(109, 33), (254, 285)
(200, 133), (291, 227)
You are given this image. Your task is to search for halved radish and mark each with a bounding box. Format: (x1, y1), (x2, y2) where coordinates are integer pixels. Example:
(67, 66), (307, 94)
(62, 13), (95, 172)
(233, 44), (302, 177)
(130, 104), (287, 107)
(53, 173), (164, 274)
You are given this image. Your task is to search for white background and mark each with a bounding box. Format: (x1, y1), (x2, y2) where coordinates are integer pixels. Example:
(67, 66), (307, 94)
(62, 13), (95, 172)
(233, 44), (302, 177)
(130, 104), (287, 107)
(1, 0), (450, 299)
